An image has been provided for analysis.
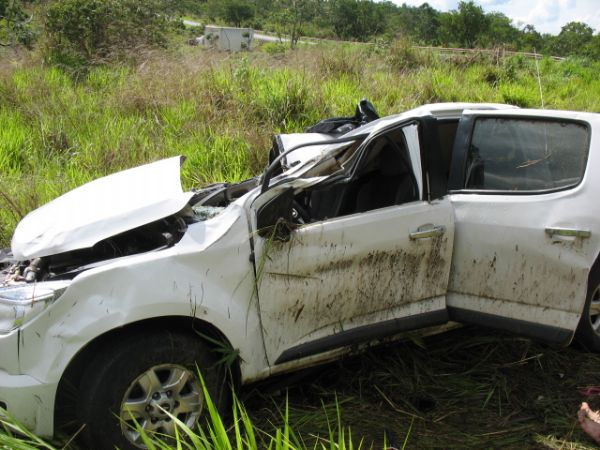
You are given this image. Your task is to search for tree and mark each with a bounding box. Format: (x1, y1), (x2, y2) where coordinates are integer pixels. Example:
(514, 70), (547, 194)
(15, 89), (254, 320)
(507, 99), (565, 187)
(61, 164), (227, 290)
(551, 21), (594, 56)
(205, 0), (253, 27)
(387, 2), (440, 44)
(439, 1), (489, 48)
(483, 12), (519, 48)
(518, 24), (543, 52)
(329, 0), (385, 41)
(0, 0), (34, 47)
(45, 0), (172, 67)
(222, 0), (254, 27)
(271, 0), (315, 48)
(414, 3), (441, 44)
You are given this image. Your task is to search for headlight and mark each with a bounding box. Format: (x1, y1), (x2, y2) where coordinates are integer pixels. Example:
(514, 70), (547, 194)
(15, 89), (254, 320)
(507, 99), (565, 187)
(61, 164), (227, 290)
(0, 280), (71, 334)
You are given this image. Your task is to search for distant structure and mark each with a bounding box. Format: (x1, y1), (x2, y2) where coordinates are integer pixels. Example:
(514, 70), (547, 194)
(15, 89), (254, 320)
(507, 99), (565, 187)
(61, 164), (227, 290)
(197, 26), (254, 51)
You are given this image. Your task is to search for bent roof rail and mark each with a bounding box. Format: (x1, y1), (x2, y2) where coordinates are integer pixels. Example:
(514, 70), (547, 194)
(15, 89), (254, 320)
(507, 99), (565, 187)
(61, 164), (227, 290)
(260, 133), (370, 194)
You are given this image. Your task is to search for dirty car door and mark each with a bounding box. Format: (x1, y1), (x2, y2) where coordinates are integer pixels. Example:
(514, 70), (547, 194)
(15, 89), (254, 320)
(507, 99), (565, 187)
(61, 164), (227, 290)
(447, 111), (600, 344)
(252, 122), (454, 366)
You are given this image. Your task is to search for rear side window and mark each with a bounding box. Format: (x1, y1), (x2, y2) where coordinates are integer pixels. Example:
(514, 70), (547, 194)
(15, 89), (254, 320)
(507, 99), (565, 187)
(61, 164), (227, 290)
(465, 118), (589, 192)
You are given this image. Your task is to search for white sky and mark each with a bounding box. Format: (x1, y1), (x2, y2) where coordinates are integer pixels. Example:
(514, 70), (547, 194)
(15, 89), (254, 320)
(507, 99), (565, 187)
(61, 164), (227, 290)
(391, 0), (600, 35)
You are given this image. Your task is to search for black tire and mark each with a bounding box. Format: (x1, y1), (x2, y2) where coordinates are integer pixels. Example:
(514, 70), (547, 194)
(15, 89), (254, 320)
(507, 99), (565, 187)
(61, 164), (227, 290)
(78, 331), (229, 450)
(577, 265), (600, 352)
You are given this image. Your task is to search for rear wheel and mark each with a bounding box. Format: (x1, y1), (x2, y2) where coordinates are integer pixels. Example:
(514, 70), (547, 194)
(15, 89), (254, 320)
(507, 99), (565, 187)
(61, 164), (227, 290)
(577, 267), (600, 352)
(78, 331), (229, 450)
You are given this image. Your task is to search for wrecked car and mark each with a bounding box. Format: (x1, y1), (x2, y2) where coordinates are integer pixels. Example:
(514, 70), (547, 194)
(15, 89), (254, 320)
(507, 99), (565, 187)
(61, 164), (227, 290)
(1, 102), (599, 449)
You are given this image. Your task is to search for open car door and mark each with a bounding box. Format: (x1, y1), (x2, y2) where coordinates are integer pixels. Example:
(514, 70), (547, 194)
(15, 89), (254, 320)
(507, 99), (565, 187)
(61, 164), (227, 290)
(251, 119), (455, 366)
(447, 109), (598, 345)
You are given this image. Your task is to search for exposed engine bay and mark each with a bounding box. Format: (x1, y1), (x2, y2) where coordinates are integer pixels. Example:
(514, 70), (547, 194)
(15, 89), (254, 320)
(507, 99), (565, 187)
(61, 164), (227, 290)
(2, 179), (258, 285)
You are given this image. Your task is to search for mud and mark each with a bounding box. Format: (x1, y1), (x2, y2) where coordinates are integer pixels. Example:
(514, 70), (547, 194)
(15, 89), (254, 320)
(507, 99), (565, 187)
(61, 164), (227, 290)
(259, 233), (450, 358)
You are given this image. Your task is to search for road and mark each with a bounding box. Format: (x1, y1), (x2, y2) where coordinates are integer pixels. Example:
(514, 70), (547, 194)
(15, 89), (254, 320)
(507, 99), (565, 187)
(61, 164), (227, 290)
(183, 20), (313, 45)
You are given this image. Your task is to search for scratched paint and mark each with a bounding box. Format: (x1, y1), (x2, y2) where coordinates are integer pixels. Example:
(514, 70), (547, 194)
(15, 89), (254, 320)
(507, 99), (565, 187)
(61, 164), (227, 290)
(448, 192), (598, 329)
(255, 198), (455, 363)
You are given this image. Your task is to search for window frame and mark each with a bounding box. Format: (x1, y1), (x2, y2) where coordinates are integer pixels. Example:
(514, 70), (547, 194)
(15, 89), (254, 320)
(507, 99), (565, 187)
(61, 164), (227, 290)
(287, 120), (423, 224)
(448, 114), (591, 196)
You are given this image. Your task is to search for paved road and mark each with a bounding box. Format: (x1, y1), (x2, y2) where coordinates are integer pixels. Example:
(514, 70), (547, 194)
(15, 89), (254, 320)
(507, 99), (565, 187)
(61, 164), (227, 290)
(183, 20), (314, 45)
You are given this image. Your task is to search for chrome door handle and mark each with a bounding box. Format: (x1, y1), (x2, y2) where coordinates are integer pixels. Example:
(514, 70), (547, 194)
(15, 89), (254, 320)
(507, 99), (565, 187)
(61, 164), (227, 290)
(545, 228), (591, 239)
(410, 224), (446, 240)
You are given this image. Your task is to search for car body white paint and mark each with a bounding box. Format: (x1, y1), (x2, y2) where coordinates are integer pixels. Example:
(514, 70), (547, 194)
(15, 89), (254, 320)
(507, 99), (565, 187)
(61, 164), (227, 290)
(0, 103), (598, 439)
(12, 156), (193, 260)
(447, 108), (600, 330)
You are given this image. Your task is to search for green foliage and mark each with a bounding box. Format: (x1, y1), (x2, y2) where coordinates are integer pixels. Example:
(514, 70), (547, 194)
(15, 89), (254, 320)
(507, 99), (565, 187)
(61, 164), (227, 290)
(270, 0), (316, 48)
(439, 1), (489, 48)
(518, 24), (544, 53)
(261, 41), (287, 56)
(0, 0), (35, 47)
(484, 12), (520, 48)
(1, 382), (362, 450)
(221, 0), (254, 28)
(386, 38), (428, 71)
(176, 0), (600, 60)
(206, 0), (254, 27)
(329, 0), (385, 41)
(388, 3), (440, 44)
(44, 0), (173, 69)
(551, 21), (595, 57)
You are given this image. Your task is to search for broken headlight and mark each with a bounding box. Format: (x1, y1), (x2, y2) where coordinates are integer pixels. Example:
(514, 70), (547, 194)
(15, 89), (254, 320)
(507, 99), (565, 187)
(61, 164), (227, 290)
(0, 280), (71, 334)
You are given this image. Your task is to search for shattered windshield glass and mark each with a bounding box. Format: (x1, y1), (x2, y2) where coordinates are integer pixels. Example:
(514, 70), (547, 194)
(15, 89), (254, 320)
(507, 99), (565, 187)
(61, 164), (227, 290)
(191, 205), (225, 221)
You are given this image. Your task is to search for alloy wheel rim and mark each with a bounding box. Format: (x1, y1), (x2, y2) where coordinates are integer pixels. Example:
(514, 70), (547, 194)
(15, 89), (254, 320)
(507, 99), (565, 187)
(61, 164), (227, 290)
(120, 364), (203, 448)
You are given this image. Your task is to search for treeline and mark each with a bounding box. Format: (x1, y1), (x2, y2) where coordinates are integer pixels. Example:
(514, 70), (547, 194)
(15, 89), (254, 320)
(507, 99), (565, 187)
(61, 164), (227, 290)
(2, 0), (600, 62)
(198, 0), (600, 58)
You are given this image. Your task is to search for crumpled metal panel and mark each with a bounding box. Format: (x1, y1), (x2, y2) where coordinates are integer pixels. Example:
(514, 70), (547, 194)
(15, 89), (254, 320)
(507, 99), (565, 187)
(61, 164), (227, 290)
(12, 156), (194, 260)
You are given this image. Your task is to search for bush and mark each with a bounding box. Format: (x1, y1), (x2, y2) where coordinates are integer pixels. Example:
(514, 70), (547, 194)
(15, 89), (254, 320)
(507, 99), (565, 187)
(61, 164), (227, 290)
(0, 0), (35, 48)
(261, 41), (287, 56)
(44, 0), (173, 69)
(387, 38), (429, 71)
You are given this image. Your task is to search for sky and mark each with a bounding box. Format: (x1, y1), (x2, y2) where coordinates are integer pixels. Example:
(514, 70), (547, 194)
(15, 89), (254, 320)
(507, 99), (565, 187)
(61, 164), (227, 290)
(392, 0), (600, 35)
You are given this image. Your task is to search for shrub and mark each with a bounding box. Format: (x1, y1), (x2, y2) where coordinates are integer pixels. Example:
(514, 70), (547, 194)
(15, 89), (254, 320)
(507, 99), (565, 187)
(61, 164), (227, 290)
(44, 0), (173, 69)
(261, 41), (287, 56)
(0, 0), (35, 48)
(387, 38), (427, 71)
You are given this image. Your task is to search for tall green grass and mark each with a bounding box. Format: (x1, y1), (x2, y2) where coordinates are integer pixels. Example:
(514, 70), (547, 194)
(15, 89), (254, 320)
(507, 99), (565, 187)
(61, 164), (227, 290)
(2, 43), (600, 245)
(1, 388), (366, 450)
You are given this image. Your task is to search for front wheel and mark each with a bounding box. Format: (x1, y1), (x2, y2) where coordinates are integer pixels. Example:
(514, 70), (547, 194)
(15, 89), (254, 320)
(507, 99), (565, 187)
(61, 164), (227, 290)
(577, 268), (600, 352)
(78, 331), (228, 450)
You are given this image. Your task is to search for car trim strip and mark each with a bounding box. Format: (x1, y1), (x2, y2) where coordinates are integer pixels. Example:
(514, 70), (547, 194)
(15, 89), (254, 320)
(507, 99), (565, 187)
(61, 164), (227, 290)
(448, 307), (573, 345)
(274, 309), (449, 365)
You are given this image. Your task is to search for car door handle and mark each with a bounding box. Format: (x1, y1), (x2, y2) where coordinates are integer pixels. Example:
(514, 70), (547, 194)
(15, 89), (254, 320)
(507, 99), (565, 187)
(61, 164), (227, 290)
(545, 227), (591, 239)
(409, 224), (446, 240)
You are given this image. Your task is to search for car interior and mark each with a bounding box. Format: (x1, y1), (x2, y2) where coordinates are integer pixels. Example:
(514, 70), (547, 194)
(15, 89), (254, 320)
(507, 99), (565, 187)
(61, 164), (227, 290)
(291, 127), (420, 224)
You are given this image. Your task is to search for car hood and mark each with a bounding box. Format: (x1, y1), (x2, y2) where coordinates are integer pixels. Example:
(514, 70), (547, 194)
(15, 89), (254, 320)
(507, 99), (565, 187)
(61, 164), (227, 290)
(12, 156), (195, 260)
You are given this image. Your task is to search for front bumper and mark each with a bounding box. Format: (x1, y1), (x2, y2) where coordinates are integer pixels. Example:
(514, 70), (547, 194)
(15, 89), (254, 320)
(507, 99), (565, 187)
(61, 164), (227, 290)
(0, 370), (57, 437)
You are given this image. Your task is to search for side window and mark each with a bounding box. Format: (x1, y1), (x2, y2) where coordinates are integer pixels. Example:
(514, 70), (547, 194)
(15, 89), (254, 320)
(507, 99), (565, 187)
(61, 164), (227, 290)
(293, 127), (419, 223)
(465, 118), (589, 192)
(346, 129), (418, 214)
